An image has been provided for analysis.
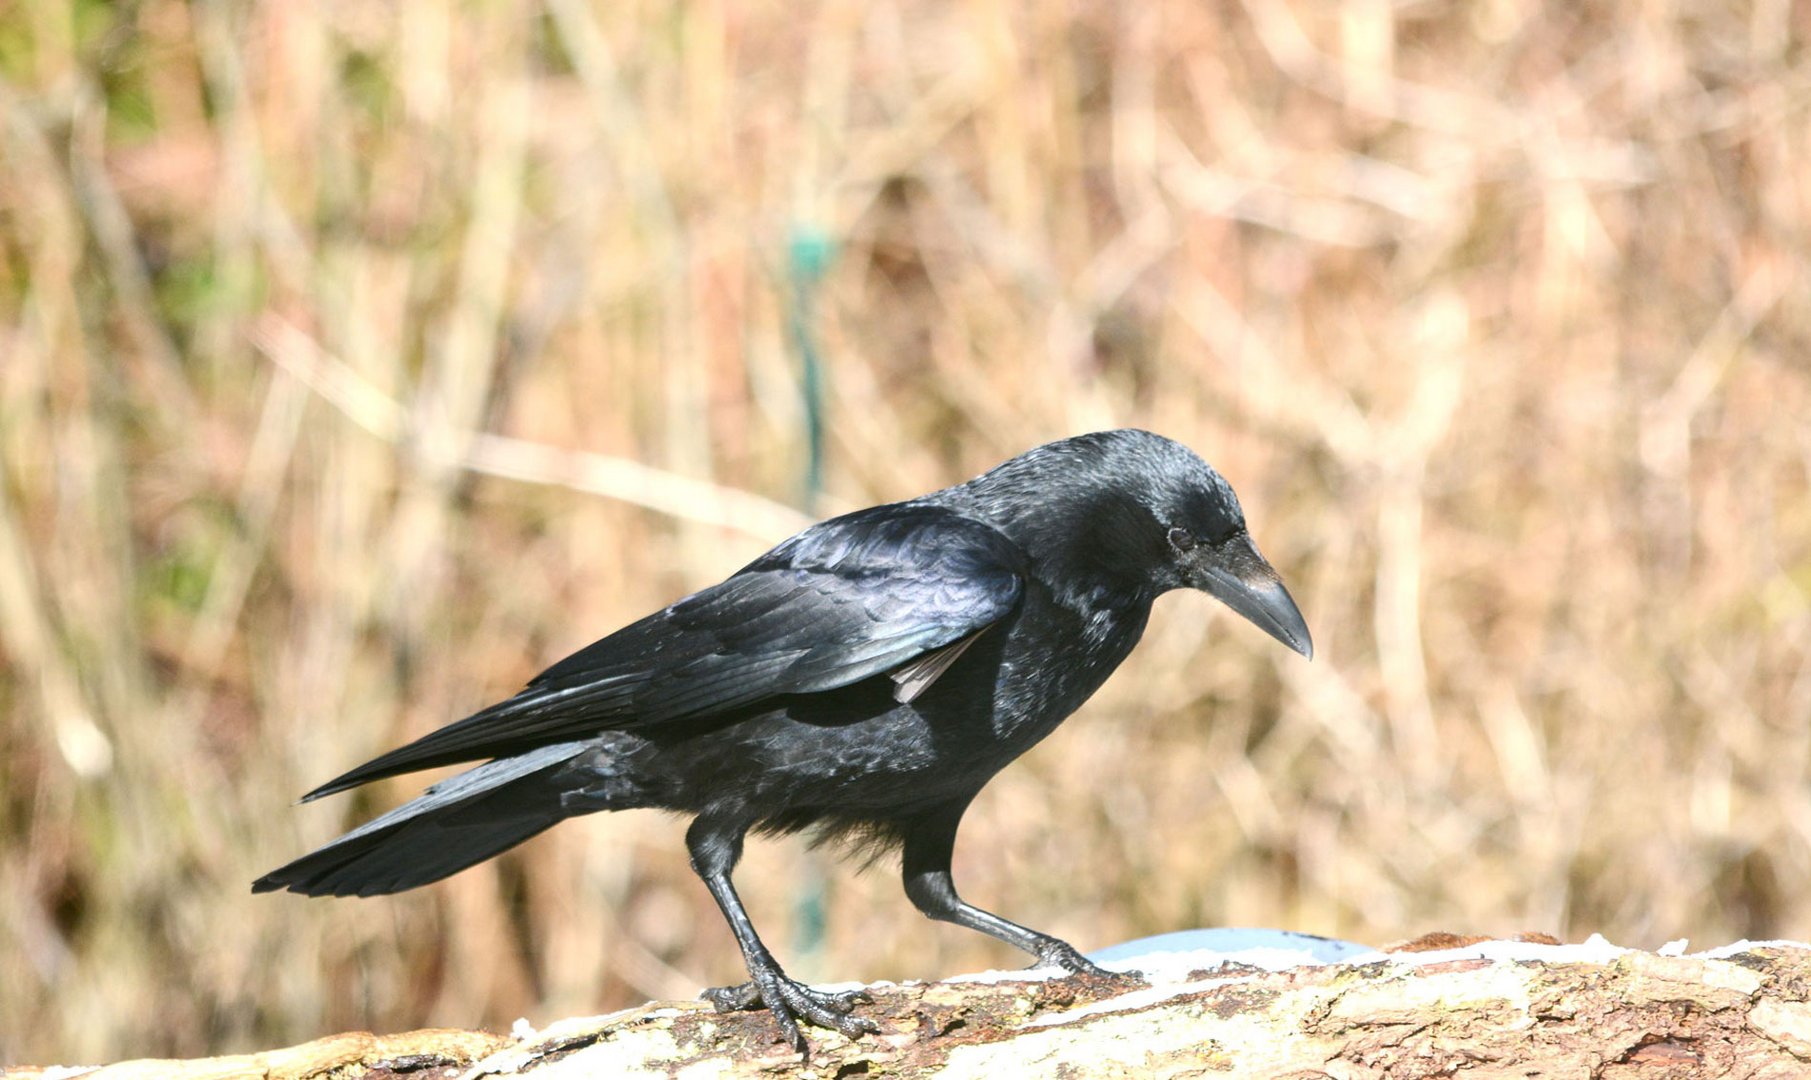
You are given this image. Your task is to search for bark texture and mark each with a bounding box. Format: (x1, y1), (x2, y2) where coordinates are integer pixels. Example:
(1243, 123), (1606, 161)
(13, 943), (1811, 1079)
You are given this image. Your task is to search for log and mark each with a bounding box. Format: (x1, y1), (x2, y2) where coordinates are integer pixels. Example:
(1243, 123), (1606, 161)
(14, 937), (1811, 1079)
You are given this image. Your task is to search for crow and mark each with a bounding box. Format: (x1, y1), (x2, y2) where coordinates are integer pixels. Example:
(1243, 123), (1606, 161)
(254, 429), (1312, 1053)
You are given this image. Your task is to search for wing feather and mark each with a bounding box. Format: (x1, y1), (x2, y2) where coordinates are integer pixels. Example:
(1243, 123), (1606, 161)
(889, 632), (983, 704)
(302, 504), (1023, 800)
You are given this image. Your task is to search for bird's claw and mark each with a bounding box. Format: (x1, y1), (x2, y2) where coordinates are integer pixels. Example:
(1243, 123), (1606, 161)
(703, 975), (878, 1053)
(1033, 941), (1145, 987)
(702, 981), (764, 1012)
(814, 986), (874, 1015)
(1035, 939), (1109, 975)
(704, 979), (871, 1015)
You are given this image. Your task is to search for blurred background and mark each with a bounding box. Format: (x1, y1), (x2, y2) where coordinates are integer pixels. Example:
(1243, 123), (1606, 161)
(3, 0), (1809, 1065)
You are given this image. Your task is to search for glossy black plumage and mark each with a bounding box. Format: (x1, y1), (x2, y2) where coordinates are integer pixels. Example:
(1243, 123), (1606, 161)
(254, 429), (1312, 1055)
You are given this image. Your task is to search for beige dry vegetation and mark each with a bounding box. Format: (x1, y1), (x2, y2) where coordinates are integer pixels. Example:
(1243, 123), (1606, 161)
(2, 0), (1809, 1066)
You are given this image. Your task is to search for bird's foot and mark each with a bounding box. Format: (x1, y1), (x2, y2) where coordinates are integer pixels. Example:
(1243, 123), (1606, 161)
(1034, 938), (1110, 975)
(704, 978), (871, 1015)
(703, 974), (877, 1054)
(1034, 940), (1146, 987)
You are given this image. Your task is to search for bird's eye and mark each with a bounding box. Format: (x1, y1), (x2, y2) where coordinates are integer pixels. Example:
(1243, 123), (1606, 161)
(1167, 527), (1196, 553)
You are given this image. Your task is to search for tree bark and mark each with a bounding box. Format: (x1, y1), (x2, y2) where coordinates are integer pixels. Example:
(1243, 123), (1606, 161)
(16, 942), (1811, 1079)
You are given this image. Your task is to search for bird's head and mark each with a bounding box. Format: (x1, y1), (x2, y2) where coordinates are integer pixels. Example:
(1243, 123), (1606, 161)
(962, 430), (1313, 659)
(1143, 475), (1314, 660)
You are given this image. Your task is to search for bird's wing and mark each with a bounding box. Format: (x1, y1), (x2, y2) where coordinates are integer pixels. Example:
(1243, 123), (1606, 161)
(302, 504), (1024, 800)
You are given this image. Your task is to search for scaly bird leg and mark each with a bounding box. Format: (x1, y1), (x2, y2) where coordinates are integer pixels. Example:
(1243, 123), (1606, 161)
(686, 813), (879, 1056)
(900, 801), (1142, 979)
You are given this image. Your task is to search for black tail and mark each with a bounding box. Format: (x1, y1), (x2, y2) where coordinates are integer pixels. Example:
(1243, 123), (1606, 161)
(254, 741), (591, 897)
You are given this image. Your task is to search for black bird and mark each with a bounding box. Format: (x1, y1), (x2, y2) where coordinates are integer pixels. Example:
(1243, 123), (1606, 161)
(255, 429), (1312, 1052)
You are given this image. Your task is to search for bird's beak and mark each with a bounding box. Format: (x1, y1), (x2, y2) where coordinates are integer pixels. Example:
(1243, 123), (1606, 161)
(1192, 533), (1313, 659)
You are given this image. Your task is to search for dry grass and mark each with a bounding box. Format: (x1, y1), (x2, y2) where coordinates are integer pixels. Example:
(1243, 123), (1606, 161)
(2, 0), (1809, 1064)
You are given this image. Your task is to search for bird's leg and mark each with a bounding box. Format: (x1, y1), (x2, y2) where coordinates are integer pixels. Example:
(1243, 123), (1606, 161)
(686, 814), (879, 1054)
(901, 804), (1138, 980)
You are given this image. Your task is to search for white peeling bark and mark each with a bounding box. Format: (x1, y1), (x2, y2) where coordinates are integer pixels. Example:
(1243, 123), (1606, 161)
(20, 942), (1811, 1079)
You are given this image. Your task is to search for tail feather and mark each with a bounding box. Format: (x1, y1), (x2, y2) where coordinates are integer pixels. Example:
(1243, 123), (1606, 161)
(255, 741), (591, 897)
(299, 680), (634, 802)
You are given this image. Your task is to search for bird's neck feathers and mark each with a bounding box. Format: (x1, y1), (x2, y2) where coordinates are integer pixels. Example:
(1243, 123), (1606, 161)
(938, 477), (1164, 622)
(1025, 491), (1165, 617)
